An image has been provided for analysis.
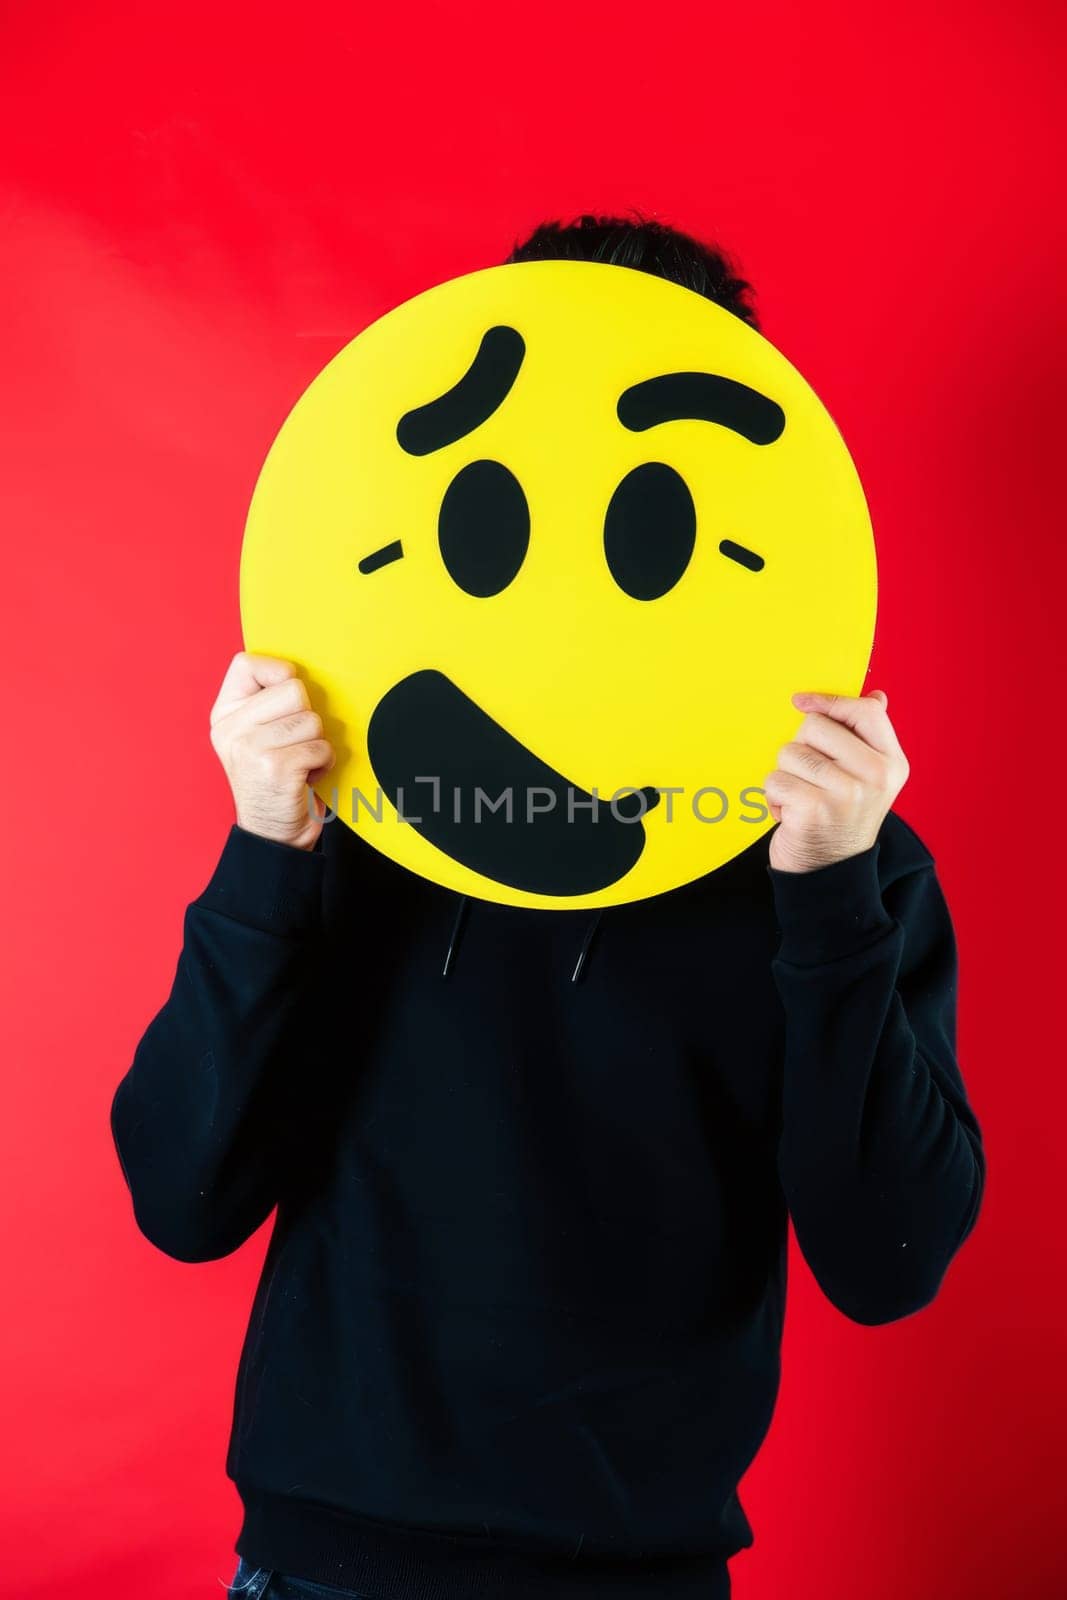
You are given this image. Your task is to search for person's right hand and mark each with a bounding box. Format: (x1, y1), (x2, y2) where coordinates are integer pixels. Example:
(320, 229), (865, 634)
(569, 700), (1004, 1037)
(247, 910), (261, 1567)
(209, 652), (336, 851)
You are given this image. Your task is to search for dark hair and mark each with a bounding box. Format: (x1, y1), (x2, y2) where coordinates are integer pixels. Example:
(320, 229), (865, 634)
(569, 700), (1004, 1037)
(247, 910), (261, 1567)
(505, 210), (759, 329)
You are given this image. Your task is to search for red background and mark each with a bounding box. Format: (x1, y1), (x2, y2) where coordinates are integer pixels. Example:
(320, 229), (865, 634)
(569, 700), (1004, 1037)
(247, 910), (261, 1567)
(2, 2), (1064, 1596)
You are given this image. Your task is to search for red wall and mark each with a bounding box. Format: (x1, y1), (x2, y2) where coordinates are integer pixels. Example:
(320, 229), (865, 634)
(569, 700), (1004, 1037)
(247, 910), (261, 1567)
(2, 3), (1063, 1595)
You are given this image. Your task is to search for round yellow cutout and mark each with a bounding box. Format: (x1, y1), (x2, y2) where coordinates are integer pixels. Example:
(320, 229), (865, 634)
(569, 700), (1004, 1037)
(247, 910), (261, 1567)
(241, 261), (876, 910)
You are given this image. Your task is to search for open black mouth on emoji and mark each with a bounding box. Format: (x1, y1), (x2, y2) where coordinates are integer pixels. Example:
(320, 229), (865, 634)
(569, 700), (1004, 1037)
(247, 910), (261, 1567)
(367, 669), (659, 895)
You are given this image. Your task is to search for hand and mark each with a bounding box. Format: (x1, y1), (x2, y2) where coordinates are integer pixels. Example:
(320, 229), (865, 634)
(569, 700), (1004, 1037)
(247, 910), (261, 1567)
(765, 690), (910, 873)
(209, 652), (336, 852)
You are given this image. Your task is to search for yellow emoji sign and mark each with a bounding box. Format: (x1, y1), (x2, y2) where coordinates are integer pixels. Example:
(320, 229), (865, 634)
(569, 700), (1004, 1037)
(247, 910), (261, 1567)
(240, 261), (876, 909)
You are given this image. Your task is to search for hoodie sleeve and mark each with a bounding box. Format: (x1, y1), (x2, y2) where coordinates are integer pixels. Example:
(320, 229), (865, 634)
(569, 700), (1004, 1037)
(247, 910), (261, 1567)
(110, 823), (327, 1264)
(767, 814), (985, 1326)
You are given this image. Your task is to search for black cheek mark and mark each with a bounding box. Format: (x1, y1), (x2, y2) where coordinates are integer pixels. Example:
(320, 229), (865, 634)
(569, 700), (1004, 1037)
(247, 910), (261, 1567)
(358, 539), (404, 574)
(718, 539), (764, 572)
(438, 459), (530, 598)
(604, 463), (696, 601)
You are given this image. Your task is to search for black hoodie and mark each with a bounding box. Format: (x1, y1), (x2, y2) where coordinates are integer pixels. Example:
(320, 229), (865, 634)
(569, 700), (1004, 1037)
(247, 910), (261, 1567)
(110, 810), (984, 1599)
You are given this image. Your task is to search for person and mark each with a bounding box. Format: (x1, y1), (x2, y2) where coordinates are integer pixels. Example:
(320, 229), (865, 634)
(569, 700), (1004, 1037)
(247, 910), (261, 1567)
(110, 214), (985, 1600)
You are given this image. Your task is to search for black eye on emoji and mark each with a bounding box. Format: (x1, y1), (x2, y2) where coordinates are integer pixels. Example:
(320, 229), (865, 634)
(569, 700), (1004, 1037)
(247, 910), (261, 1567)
(604, 463), (697, 601)
(603, 462), (767, 598)
(438, 458), (530, 597)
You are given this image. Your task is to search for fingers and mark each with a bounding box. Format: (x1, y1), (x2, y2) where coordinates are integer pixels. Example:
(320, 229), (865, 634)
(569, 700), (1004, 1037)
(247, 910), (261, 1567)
(238, 734), (335, 797)
(208, 652), (336, 851)
(209, 656), (333, 778)
(212, 673), (311, 740)
(763, 767), (821, 809)
(786, 710), (884, 782)
(247, 722), (334, 778)
(243, 705), (322, 753)
(774, 738), (867, 802)
(280, 738), (335, 778)
(790, 689), (902, 758)
(210, 651), (301, 726)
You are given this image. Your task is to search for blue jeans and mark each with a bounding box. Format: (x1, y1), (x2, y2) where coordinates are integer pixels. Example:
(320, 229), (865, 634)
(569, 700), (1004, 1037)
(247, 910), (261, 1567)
(227, 1556), (372, 1598)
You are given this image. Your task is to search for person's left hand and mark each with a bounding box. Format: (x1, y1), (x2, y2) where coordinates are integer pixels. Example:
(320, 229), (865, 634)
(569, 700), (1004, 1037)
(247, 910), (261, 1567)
(765, 690), (911, 873)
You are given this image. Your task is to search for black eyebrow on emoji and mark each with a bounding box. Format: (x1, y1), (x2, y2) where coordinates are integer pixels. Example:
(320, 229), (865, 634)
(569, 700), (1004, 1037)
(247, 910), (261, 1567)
(396, 326), (526, 456)
(617, 373), (786, 445)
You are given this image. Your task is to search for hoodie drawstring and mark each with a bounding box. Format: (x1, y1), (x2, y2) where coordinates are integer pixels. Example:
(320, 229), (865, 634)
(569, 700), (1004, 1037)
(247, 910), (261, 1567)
(440, 894), (604, 985)
(441, 895), (470, 977)
(570, 908), (603, 985)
